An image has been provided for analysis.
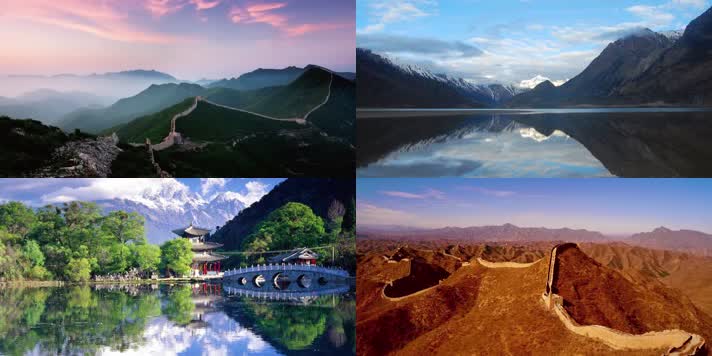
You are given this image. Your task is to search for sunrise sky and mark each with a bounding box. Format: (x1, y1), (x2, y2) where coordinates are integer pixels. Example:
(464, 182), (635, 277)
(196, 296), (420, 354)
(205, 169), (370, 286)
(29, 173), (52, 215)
(1, 0), (355, 80)
(357, 178), (712, 234)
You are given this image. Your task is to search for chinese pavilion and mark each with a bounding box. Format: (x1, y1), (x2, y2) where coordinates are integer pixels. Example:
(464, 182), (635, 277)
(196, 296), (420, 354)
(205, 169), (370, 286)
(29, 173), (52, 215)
(171, 224), (227, 277)
(267, 247), (320, 265)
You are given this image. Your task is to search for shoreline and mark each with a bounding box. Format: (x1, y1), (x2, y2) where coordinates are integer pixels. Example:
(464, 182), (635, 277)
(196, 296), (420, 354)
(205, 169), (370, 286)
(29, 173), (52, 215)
(1, 275), (356, 287)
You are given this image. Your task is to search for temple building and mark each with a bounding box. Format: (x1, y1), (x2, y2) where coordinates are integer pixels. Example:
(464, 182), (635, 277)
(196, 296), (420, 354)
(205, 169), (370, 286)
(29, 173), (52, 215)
(268, 247), (320, 265)
(172, 224), (227, 277)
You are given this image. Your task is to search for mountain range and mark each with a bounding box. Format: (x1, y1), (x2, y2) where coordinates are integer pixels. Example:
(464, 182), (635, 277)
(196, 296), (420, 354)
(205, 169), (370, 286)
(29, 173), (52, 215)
(356, 48), (524, 108)
(0, 89), (113, 124)
(358, 5), (712, 108)
(358, 223), (712, 256)
(508, 6), (712, 107)
(93, 180), (248, 244)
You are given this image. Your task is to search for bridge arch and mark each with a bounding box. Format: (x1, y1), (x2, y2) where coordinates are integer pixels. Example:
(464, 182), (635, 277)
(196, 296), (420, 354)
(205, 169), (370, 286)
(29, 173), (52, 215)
(297, 274), (312, 288)
(253, 274), (265, 288)
(273, 272), (291, 289)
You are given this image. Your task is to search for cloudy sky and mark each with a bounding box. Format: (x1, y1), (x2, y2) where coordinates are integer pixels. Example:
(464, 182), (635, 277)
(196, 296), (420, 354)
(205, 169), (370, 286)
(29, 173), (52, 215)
(357, 0), (710, 87)
(0, 178), (284, 206)
(357, 178), (712, 234)
(2, 0), (355, 80)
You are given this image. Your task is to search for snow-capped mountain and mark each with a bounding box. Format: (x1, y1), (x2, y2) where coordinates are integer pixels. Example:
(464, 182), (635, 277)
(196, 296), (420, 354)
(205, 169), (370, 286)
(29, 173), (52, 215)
(357, 48), (526, 108)
(659, 29), (684, 42)
(94, 180), (249, 244)
(382, 52), (527, 103)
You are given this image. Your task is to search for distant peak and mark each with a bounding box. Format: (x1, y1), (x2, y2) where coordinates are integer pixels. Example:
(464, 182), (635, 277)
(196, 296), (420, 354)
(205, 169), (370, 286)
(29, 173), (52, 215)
(534, 80), (556, 90)
(653, 226), (672, 233)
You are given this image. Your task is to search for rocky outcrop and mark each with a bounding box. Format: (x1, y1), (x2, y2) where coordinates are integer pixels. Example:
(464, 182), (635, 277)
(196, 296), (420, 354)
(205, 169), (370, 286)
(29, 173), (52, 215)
(36, 134), (122, 177)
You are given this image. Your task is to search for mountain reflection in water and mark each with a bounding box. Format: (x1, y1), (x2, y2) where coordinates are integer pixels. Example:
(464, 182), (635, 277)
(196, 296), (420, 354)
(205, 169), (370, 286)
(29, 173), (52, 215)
(357, 111), (712, 177)
(0, 283), (355, 356)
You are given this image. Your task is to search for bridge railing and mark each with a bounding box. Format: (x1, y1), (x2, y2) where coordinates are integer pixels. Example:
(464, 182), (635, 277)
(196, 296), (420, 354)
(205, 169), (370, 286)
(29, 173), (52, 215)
(223, 263), (350, 278)
(224, 284), (349, 300)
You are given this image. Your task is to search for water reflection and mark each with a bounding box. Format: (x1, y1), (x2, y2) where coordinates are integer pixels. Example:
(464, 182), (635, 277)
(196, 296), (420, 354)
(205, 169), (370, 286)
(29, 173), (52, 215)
(357, 111), (712, 177)
(0, 283), (354, 356)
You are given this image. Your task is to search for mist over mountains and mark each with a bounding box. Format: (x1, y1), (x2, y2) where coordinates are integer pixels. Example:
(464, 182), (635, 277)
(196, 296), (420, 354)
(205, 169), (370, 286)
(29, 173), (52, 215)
(358, 223), (712, 256)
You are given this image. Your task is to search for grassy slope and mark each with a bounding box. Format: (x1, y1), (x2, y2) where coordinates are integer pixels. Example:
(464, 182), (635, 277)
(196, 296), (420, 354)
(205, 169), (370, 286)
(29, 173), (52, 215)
(203, 86), (278, 108)
(176, 101), (300, 141)
(154, 131), (353, 177)
(59, 83), (206, 134)
(306, 75), (355, 141)
(245, 67), (331, 118)
(114, 98), (196, 143)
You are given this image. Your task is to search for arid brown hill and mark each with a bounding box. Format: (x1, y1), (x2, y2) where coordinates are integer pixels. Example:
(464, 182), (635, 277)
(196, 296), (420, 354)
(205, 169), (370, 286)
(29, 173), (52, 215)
(627, 227), (712, 256)
(357, 240), (712, 355)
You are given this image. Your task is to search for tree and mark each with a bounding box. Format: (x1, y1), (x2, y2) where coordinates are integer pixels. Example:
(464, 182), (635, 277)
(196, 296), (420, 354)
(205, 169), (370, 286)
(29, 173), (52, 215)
(327, 200), (346, 237)
(101, 211), (145, 244)
(64, 257), (91, 282)
(160, 239), (193, 277)
(22, 240), (45, 267)
(132, 243), (161, 273)
(246, 202), (326, 252)
(0, 202), (37, 237)
(341, 198), (355, 233)
(21, 240), (50, 280)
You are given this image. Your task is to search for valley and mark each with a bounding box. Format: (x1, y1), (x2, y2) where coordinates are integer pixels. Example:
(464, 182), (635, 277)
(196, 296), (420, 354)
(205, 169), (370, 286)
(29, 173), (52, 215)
(0, 66), (355, 177)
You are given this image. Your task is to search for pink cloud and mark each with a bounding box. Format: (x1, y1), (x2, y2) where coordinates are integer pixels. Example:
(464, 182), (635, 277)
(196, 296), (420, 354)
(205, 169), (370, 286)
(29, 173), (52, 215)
(144, 0), (186, 17)
(229, 1), (349, 37)
(285, 22), (353, 37)
(230, 2), (287, 27)
(190, 0), (221, 11)
(7, 0), (185, 44)
(246, 3), (287, 12)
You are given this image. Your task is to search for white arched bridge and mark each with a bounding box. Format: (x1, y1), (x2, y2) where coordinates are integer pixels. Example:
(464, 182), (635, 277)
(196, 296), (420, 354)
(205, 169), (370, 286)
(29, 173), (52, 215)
(223, 263), (350, 293)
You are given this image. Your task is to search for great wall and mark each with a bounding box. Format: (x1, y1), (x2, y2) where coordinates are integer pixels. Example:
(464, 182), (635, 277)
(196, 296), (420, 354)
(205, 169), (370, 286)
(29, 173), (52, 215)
(378, 244), (707, 354)
(542, 243), (706, 355)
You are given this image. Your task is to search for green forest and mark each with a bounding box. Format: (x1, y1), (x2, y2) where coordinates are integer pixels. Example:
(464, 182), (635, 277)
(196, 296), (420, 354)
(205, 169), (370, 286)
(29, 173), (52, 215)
(236, 200), (356, 272)
(0, 201), (189, 282)
(0, 197), (356, 282)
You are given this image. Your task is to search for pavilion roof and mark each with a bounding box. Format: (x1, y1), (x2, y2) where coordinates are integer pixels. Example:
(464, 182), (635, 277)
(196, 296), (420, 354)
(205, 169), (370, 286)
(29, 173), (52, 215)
(268, 248), (320, 263)
(172, 224), (211, 237)
(193, 253), (228, 262)
(191, 242), (224, 251)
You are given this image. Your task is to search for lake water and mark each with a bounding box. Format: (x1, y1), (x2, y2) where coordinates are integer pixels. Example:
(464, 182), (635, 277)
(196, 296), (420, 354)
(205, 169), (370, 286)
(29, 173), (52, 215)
(357, 109), (712, 178)
(0, 282), (355, 356)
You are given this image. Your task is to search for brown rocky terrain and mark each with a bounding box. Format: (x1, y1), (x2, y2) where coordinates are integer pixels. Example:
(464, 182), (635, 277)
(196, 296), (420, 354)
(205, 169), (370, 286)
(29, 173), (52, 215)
(357, 240), (712, 355)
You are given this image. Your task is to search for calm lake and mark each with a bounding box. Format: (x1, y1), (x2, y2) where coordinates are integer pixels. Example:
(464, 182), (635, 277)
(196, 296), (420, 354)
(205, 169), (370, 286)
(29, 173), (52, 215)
(357, 109), (712, 177)
(0, 282), (355, 356)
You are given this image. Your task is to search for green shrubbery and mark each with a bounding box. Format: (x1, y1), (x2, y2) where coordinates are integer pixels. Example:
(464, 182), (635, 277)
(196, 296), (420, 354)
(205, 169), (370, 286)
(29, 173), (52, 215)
(0, 201), (192, 282)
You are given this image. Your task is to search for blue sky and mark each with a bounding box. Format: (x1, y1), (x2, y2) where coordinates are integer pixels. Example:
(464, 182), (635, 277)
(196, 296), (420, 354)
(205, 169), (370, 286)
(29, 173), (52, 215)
(0, 178), (284, 206)
(357, 0), (710, 87)
(357, 178), (712, 234)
